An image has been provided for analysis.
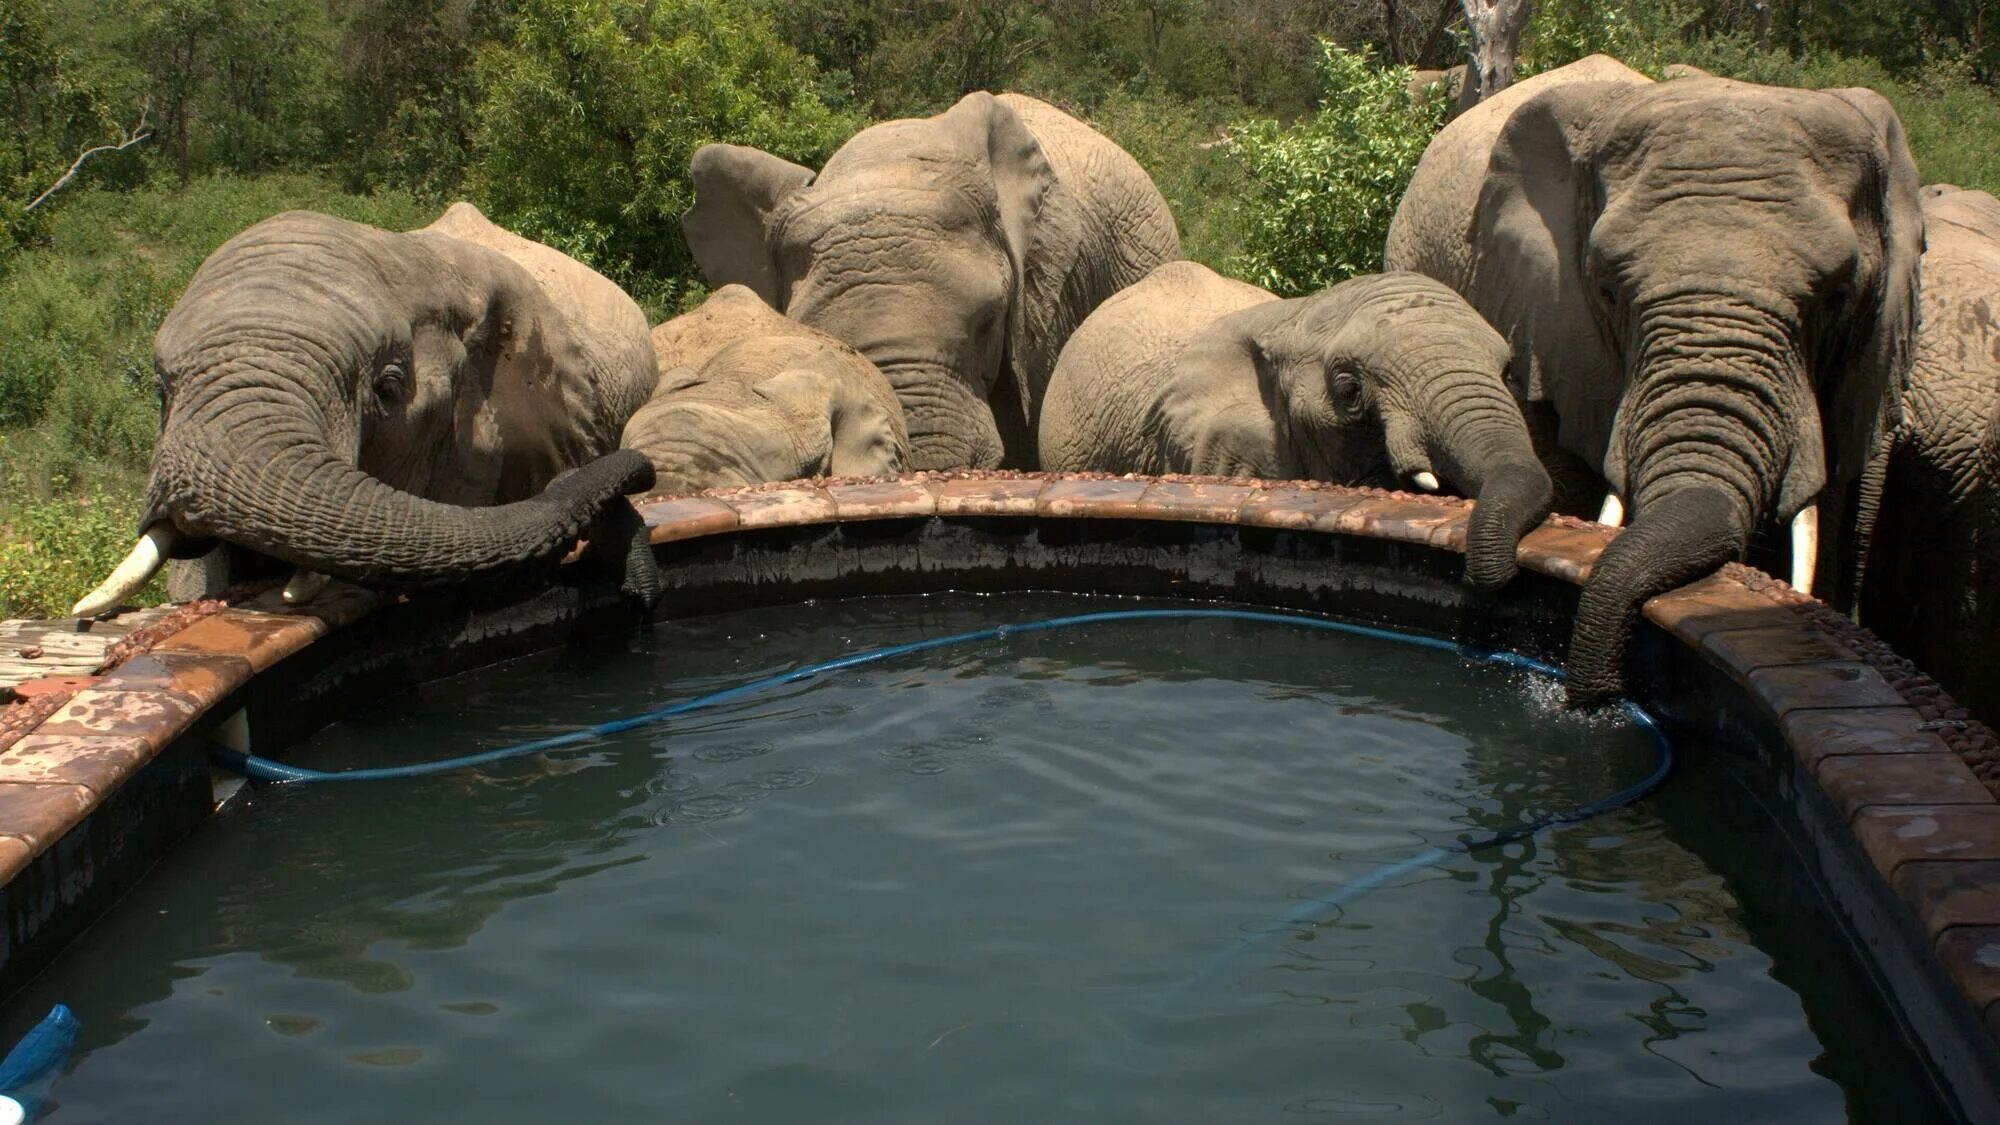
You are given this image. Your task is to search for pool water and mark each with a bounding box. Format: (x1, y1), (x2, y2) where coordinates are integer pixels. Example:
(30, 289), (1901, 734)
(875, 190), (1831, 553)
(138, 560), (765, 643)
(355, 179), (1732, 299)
(8, 593), (1947, 1122)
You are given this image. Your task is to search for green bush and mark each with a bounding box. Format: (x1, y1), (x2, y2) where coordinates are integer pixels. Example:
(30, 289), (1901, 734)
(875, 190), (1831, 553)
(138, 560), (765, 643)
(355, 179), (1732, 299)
(0, 467), (161, 618)
(469, 0), (860, 316)
(1230, 44), (1445, 297)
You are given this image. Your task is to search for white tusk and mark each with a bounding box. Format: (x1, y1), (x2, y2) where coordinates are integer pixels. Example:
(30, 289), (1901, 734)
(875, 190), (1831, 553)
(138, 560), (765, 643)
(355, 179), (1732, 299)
(1597, 492), (1626, 528)
(282, 568), (333, 606)
(1411, 471), (1440, 492)
(1790, 504), (1820, 596)
(71, 523), (174, 618)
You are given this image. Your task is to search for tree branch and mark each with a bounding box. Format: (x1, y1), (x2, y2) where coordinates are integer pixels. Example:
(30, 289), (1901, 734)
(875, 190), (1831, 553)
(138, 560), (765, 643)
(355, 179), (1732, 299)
(24, 105), (152, 213)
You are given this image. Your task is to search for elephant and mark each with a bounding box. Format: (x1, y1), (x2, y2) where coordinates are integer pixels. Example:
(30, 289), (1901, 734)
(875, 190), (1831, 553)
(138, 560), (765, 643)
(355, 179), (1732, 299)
(1864, 186), (2000, 719)
(622, 284), (910, 492)
(1039, 262), (1553, 587)
(1384, 54), (1924, 704)
(681, 90), (1183, 472)
(71, 202), (663, 619)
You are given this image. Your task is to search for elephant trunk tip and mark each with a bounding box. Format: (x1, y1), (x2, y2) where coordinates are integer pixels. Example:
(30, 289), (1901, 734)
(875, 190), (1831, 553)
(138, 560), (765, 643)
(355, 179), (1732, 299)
(1461, 459), (1555, 592)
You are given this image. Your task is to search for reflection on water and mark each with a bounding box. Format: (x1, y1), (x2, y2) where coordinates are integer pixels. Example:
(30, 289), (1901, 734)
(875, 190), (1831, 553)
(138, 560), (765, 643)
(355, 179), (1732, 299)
(5, 593), (1946, 1123)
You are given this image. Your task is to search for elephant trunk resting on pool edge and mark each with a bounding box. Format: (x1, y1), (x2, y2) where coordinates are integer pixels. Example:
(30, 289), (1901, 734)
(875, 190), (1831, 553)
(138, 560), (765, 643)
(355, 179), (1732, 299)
(71, 204), (664, 619)
(1039, 263), (1554, 590)
(1385, 55), (1925, 705)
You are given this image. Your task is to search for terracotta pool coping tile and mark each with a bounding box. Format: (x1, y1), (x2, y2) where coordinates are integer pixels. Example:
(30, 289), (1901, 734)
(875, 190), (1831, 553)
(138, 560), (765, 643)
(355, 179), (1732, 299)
(1135, 480), (1260, 524)
(1894, 862), (2000, 938)
(932, 477), (1046, 516)
(1515, 523), (1611, 584)
(1332, 496), (1470, 547)
(93, 651), (252, 712)
(0, 734), (153, 797)
(1700, 623), (1863, 686)
(0, 836), (30, 885)
(1935, 926), (2000, 1013)
(1854, 806), (2000, 875)
(638, 495), (741, 544)
(1781, 707), (1949, 769)
(1642, 574), (1776, 647)
(723, 486), (838, 530)
(1235, 488), (1372, 532)
(32, 689), (200, 754)
(151, 610), (327, 674)
(825, 480), (938, 521)
(1038, 477), (1153, 519)
(1816, 753), (1993, 819)
(1745, 662), (1907, 718)
(0, 781), (96, 855)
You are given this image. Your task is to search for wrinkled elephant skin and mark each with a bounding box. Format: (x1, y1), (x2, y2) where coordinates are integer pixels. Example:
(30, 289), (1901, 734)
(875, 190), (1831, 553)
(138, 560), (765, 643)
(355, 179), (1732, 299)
(1385, 55), (1923, 704)
(623, 285), (910, 492)
(682, 91), (1182, 471)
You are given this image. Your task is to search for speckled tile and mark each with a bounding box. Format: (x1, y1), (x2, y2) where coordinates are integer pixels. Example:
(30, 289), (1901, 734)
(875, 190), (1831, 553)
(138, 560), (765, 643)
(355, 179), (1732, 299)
(932, 478), (1045, 516)
(1816, 753), (1992, 818)
(94, 651), (251, 712)
(1642, 574), (1768, 645)
(1894, 862), (2000, 938)
(1935, 926), (2000, 1011)
(1782, 707), (1949, 769)
(0, 781), (96, 854)
(724, 486), (838, 530)
(1515, 523), (1612, 583)
(1235, 488), (1371, 532)
(1746, 661), (1907, 717)
(637, 495), (743, 543)
(0, 734), (152, 797)
(1136, 481), (1260, 523)
(33, 688), (200, 753)
(1333, 496), (1469, 548)
(825, 480), (937, 521)
(1700, 622), (1861, 684)
(1038, 477), (1153, 519)
(1854, 805), (2000, 874)
(152, 611), (327, 674)
(0, 835), (30, 884)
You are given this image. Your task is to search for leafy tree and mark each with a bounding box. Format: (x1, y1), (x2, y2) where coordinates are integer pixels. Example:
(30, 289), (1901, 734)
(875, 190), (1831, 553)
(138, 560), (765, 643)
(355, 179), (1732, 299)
(1230, 43), (1445, 295)
(1, 0), (123, 246)
(469, 0), (859, 311)
(336, 0), (516, 197)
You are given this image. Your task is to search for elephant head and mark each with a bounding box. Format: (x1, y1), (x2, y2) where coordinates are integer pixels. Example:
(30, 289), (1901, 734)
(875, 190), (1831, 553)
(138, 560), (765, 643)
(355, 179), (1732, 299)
(625, 286), (909, 493)
(1404, 64), (1923, 703)
(682, 91), (1180, 471)
(1227, 272), (1553, 587)
(72, 207), (660, 617)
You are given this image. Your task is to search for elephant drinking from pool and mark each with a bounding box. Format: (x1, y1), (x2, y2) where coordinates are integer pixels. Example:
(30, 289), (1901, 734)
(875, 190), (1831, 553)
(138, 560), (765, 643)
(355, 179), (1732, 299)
(1385, 55), (1923, 704)
(682, 91), (1182, 471)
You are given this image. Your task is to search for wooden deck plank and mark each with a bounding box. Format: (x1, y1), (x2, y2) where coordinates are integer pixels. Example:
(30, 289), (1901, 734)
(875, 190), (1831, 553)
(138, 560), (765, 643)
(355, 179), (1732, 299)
(0, 608), (178, 691)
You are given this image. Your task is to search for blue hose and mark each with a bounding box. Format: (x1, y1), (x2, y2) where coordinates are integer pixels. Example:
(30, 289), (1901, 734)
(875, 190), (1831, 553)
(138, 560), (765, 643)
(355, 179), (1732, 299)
(0, 1005), (78, 1121)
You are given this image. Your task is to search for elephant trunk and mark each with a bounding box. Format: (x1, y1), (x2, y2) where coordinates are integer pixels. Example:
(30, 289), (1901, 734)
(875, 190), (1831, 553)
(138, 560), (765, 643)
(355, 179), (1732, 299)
(1565, 300), (1800, 704)
(1397, 352), (1554, 589)
(144, 381), (651, 590)
(872, 358), (1006, 471)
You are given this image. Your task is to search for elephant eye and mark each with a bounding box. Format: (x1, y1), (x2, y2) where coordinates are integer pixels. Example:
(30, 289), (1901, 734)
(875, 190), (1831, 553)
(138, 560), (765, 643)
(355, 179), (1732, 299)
(372, 364), (409, 407)
(1329, 372), (1369, 421)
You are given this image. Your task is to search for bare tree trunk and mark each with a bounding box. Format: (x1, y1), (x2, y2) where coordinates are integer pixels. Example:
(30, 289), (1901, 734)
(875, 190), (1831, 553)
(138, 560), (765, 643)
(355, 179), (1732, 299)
(1457, 0), (1534, 112)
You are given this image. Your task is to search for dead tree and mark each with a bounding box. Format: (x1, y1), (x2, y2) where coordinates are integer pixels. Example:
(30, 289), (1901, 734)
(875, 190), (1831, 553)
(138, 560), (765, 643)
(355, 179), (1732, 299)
(23, 106), (152, 214)
(1455, 0), (1535, 115)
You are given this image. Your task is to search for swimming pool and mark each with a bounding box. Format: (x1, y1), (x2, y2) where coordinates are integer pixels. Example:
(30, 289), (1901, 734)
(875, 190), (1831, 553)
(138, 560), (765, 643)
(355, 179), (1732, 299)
(9, 592), (1948, 1121)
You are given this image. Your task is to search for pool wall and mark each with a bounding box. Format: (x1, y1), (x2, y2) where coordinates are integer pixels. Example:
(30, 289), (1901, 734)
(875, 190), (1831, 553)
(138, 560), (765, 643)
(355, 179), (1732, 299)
(3, 472), (1998, 1115)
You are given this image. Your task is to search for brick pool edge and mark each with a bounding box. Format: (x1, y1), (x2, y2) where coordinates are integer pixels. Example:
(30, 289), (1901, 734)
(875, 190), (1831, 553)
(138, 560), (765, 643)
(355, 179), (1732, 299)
(3, 470), (1998, 1109)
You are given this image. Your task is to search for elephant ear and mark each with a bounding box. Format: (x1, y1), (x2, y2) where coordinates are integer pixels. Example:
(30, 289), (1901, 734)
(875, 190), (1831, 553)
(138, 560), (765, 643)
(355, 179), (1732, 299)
(943, 92), (1077, 449)
(1470, 81), (1632, 483)
(1822, 87), (1925, 493)
(682, 144), (816, 308)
